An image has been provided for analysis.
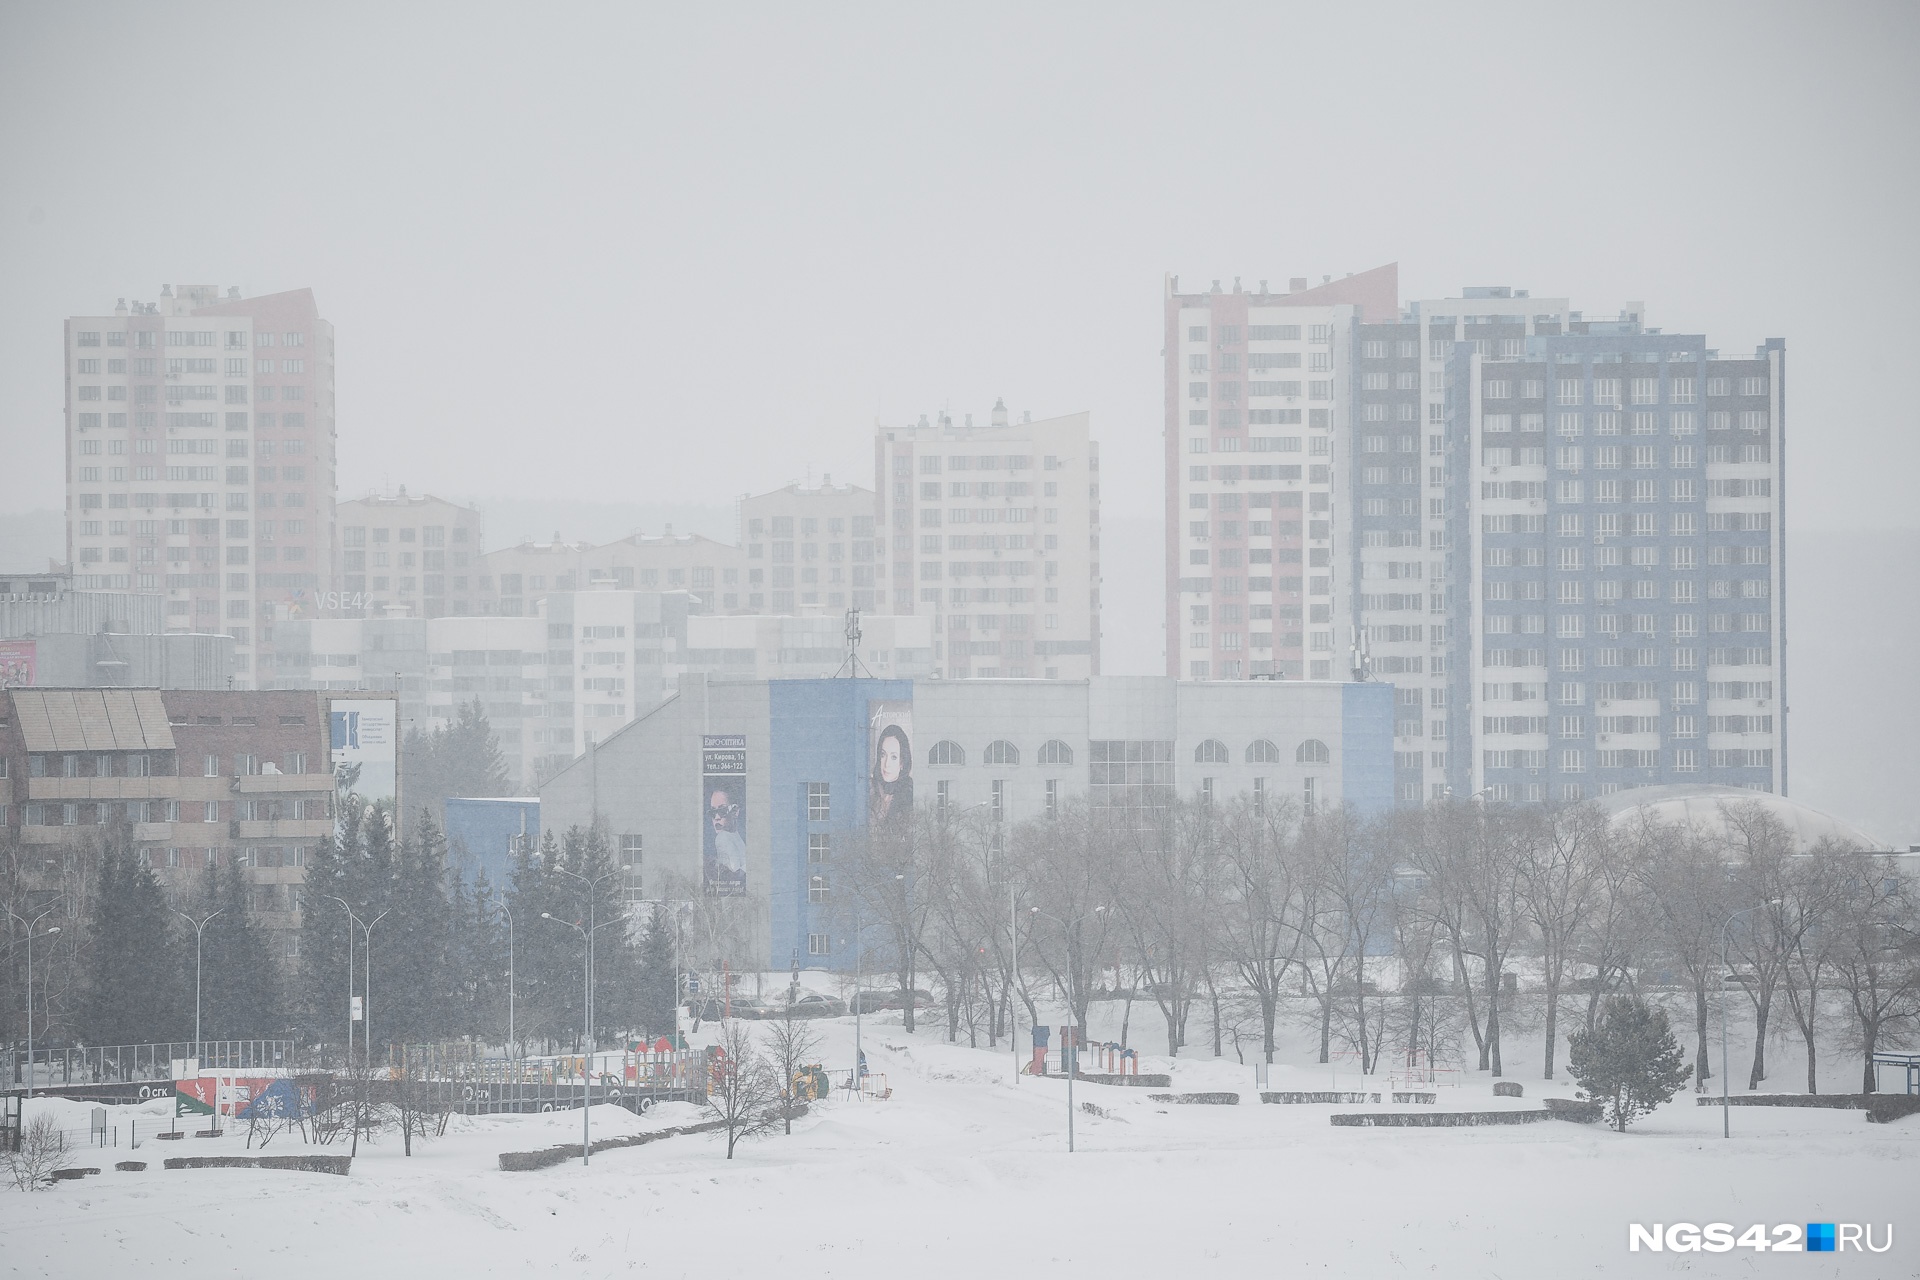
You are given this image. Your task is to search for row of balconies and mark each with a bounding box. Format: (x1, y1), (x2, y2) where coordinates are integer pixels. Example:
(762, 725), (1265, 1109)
(20, 818), (331, 844)
(14, 771), (335, 801)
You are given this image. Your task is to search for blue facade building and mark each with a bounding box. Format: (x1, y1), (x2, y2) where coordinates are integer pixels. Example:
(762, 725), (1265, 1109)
(539, 673), (1394, 969)
(444, 796), (540, 890)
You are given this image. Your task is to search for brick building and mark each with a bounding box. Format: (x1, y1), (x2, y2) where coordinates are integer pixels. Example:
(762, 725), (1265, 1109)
(1, 688), (342, 955)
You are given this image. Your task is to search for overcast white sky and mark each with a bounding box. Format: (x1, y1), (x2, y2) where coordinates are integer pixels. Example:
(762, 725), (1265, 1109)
(2, 1), (1915, 530)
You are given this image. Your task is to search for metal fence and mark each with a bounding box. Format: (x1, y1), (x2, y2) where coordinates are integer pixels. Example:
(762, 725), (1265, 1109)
(5, 1040), (295, 1090)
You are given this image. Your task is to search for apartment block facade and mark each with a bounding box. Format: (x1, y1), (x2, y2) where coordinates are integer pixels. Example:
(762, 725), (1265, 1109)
(63, 285), (337, 688)
(0, 687), (341, 953)
(336, 490), (485, 619)
(1162, 267), (1397, 683)
(1164, 272), (1784, 805)
(877, 403), (1100, 680)
(738, 479), (877, 615)
(1444, 316), (1786, 802)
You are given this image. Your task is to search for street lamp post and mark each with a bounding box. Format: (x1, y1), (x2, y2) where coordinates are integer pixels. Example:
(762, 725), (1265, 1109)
(543, 909), (625, 1164)
(1718, 902), (1776, 1138)
(363, 911), (390, 1066)
(13, 906), (60, 1097)
(171, 907), (223, 1065)
(1030, 904), (1106, 1152)
(502, 904), (515, 1055)
(328, 897), (362, 1066)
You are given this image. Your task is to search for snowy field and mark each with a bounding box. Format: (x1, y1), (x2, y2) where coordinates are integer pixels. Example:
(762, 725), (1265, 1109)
(3, 1007), (1913, 1278)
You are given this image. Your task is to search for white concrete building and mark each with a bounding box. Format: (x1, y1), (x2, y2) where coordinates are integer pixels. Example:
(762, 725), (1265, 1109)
(63, 285), (338, 688)
(876, 402), (1100, 680)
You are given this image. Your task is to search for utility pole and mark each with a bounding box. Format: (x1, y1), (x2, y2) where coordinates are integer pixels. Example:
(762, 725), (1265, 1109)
(1031, 905), (1105, 1152)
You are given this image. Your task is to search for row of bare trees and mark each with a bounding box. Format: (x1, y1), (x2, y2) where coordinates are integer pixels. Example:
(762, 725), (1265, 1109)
(834, 792), (1918, 1094)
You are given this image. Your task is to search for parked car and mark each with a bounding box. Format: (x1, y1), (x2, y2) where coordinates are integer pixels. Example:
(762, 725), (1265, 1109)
(850, 988), (936, 1013)
(787, 994), (846, 1018)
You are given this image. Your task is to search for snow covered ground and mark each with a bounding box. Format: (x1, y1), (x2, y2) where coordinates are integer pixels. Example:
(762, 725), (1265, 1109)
(3, 1008), (1913, 1278)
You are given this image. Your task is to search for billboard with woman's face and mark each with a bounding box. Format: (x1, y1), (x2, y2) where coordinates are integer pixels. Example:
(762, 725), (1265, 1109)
(702, 734), (748, 896)
(867, 701), (913, 832)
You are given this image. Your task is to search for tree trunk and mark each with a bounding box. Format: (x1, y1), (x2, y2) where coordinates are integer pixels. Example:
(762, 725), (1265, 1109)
(1541, 980), (1559, 1080)
(1318, 996), (1332, 1065)
(1746, 992), (1771, 1090)
(1861, 1019), (1878, 1094)
(1261, 986), (1278, 1065)
(1485, 962), (1502, 1077)
(1205, 968), (1222, 1058)
(1693, 983), (1712, 1092)
(1454, 946), (1487, 1068)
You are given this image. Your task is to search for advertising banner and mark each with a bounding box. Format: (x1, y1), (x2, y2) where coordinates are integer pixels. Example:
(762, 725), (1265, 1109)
(175, 1077), (317, 1120)
(0, 639), (34, 688)
(867, 700), (914, 833)
(329, 696), (399, 835)
(701, 734), (747, 896)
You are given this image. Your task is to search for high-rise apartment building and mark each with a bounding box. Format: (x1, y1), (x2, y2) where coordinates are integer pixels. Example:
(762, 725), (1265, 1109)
(738, 478), (876, 615)
(1165, 272), (1784, 805)
(337, 490), (485, 618)
(1442, 306), (1785, 802)
(1354, 288), (1573, 803)
(876, 402), (1100, 679)
(1162, 268), (1397, 681)
(63, 285), (336, 688)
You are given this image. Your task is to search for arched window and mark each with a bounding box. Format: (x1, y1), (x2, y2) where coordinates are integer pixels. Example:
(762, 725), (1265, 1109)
(1194, 738), (1230, 765)
(1037, 739), (1074, 766)
(1246, 739), (1280, 764)
(928, 740), (966, 767)
(1296, 738), (1331, 765)
(983, 740), (1020, 766)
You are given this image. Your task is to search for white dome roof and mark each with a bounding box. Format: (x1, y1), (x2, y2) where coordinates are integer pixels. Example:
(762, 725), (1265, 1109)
(1592, 784), (1886, 854)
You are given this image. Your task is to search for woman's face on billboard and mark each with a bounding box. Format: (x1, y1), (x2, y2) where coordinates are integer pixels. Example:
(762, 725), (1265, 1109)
(878, 733), (903, 784)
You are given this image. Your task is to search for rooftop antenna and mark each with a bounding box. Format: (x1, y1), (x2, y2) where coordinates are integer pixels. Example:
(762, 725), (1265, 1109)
(1350, 629), (1373, 683)
(833, 607), (872, 678)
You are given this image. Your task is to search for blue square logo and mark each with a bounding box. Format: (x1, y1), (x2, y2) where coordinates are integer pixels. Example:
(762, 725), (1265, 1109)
(1807, 1223), (1836, 1253)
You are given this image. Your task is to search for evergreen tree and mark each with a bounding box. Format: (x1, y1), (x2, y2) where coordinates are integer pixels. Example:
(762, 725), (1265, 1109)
(635, 903), (677, 1042)
(400, 698), (512, 838)
(79, 847), (184, 1044)
(505, 829), (570, 1050)
(1568, 994), (1692, 1131)
(197, 861), (284, 1040)
(380, 809), (455, 1049)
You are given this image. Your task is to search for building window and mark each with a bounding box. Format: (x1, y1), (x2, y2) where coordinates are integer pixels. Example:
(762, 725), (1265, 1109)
(808, 933), (831, 957)
(1296, 739), (1330, 765)
(1037, 739), (1073, 766)
(807, 832), (830, 863)
(808, 873), (830, 904)
(806, 782), (830, 823)
(983, 740), (1020, 766)
(990, 778), (1005, 824)
(928, 740), (966, 766)
(1044, 778), (1059, 819)
(1245, 739), (1279, 764)
(1193, 738), (1230, 764)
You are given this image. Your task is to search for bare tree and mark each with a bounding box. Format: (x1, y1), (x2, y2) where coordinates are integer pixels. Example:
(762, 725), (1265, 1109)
(1631, 810), (1729, 1091)
(706, 1020), (781, 1158)
(2, 1113), (69, 1191)
(1830, 854), (1919, 1093)
(1012, 798), (1120, 1048)
(1721, 800), (1817, 1089)
(1215, 794), (1305, 1064)
(1516, 804), (1611, 1080)
(765, 1009), (824, 1135)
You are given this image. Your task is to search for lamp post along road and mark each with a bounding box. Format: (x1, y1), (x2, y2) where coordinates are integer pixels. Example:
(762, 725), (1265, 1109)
(502, 905), (515, 1054)
(1030, 904), (1105, 1152)
(172, 908), (223, 1065)
(13, 906), (60, 1097)
(542, 908), (625, 1164)
(328, 897), (361, 1066)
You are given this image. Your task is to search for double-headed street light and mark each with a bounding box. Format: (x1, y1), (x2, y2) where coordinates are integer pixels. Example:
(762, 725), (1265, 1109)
(542, 907), (628, 1164)
(171, 907), (223, 1065)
